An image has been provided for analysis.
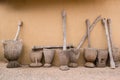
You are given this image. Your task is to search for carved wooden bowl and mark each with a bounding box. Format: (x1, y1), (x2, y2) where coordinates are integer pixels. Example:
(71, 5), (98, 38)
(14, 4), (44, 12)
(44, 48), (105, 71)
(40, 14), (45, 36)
(84, 48), (97, 62)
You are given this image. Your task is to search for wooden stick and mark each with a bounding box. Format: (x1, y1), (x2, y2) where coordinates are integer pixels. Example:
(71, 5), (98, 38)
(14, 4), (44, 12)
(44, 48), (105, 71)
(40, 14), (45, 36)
(14, 21), (23, 41)
(32, 45), (74, 50)
(102, 18), (115, 69)
(107, 19), (113, 48)
(62, 10), (67, 50)
(86, 19), (91, 48)
(77, 15), (102, 49)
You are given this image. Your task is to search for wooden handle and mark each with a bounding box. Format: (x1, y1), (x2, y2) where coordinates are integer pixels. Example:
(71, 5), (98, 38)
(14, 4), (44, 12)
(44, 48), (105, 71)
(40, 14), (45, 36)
(18, 21), (23, 26)
(77, 15), (102, 49)
(32, 45), (74, 50)
(86, 19), (91, 48)
(102, 18), (115, 69)
(62, 10), (67, 50)
(14, 21), (23, 41)
(107, 19), (113, 48)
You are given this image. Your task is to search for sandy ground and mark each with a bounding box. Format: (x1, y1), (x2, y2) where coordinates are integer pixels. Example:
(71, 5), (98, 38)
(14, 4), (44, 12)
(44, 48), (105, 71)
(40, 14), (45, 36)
(0, 63), (120, 80)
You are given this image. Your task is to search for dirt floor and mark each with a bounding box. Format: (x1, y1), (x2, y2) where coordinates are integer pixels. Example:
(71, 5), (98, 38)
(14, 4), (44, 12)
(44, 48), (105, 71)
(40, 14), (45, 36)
(0, 62), (120, 80)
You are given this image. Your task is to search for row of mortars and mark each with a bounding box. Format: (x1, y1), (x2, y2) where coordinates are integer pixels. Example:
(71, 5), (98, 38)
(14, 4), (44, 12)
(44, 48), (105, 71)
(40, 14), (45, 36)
(2, 10), (120, 70)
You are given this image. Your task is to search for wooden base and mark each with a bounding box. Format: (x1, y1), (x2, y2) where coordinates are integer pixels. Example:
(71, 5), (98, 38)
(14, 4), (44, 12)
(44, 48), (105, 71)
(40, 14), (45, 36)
(69, 63), (78, 68)
(59, 65), (69, 71)
(7, 61), (21, 68)
(29, 63), (42, 67)
(85, 62), (95, 68)
(44, 63), (52, 68)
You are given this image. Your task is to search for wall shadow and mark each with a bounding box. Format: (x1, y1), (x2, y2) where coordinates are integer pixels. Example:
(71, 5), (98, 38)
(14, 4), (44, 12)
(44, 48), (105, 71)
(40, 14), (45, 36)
(0, 0), (107, 10)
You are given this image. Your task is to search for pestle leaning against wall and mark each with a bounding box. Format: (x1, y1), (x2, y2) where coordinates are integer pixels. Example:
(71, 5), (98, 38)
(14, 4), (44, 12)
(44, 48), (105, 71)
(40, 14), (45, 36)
(2, 21), (23, 68)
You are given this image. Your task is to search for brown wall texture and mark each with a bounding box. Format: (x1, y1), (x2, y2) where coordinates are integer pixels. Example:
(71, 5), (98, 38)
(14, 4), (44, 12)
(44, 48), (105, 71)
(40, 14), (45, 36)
(0, 0), (120, 66)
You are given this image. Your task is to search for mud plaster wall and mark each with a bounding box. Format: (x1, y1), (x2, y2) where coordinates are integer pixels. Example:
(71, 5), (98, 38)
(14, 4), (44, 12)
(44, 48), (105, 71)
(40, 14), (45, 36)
(0, 0), (120, 66)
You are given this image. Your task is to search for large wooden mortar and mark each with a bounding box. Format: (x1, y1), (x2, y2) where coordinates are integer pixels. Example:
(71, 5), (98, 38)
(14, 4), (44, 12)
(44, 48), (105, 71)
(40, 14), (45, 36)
(3, 40), (23, 68)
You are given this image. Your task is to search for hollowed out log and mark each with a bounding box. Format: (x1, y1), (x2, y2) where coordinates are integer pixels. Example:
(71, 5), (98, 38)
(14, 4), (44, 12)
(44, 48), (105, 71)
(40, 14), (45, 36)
(29, 50), (43, 67)
(96, 49), (108, 67)
(69, 48), (80, 68)
(112, 47), (120, 67)
(58, 49), (70, 71)
(3, 40), (23, 68)
(43, 49), (55, 67)
(84, 48), (97, 68)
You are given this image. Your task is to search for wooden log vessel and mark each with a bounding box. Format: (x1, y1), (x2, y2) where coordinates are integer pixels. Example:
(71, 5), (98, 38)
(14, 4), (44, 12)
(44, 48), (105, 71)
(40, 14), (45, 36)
(96, 49), (108, 67)
(43, 49), (55, 67)
(29, 49), (43, 67)
(3, 40), (23, 68)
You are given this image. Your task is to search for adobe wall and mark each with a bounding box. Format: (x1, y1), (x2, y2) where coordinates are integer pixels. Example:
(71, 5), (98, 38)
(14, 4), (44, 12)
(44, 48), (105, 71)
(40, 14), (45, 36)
(0, 0), (120, 66)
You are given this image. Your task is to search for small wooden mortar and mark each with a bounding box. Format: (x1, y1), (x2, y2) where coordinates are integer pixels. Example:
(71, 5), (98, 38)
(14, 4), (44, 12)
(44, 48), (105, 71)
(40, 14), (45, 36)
(43, 49), (55, 67)
(96, 49), (108, 67)
(29, 49), (43, 67)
